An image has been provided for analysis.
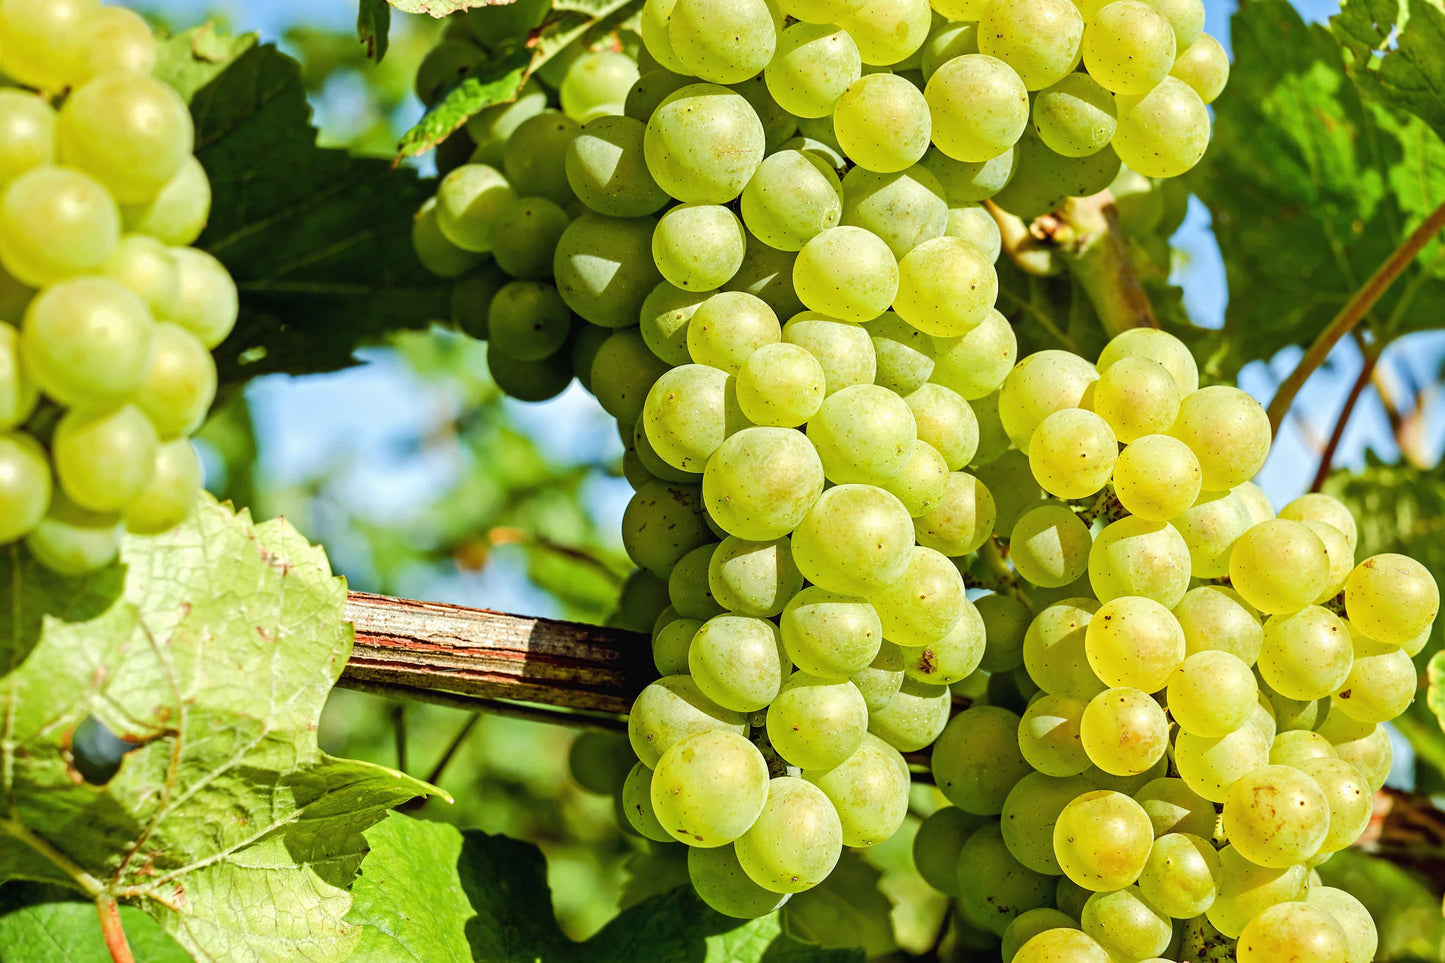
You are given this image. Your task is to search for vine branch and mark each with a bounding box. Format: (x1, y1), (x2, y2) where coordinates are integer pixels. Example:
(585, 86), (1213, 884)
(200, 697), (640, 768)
(1266, 199), (1445, 435)
(1309, 342), (1380, 492)
(96, 897), (134, 963)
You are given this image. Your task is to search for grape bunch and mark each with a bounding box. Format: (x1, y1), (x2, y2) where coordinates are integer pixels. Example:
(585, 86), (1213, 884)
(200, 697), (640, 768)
(0, 0), (234, 574)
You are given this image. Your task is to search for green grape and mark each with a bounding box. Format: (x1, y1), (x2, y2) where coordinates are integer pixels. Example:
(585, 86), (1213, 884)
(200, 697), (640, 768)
(887, 438), (949, 517)
(411, 197), (480, 279)
(0, 90), (55, 186)
(688, 844), (789, 918)
(23, 490), (119, 575)
(486, 281), (572, 361)
(734, 342), (825, 428)
(731, 76), (802, 157)
(1093, 356), (1181, 443)
(0, 323), (36, 430)
(503, 112), (580, 206)
(735, 776), (843, 894)
(465, 0), (548, 49)
(1280, 493), (1358, 554)
(122, 439), (202, 535)
(135, 322), (216, 441)
(1171, 33), (1230, 104)
(450, 265), (507, 339)
(568, 731), (633, 796)
(1319, 714), (1392, 793)
(1166, 650), (1256, 737)
(1174, 723), (1270, 803)
(792, 483), (913, 594)
(979, 0), (1085, 90)
(913, 470), (995, 556)
(621, 480), (712, 577)
(726, 237), (806, 319)
(988, 132), (1118, 219)
(0, 0), (98, 91)
(1306, 886), (1377, 963)
(793, 226), (899, 324)
(780, 587), (883, 680)
(765, 23), (862, 119)
(625, 68), (692, 124)
(668, 0), (777, 85)
(929, 310), (1016, 402)
(969, 390), (1013, 467)
(920, 20), (980, 80)
(1236, 900), (1349, 963)
(553, 212), (661, 327)
(0, 431), (49, 542)
(1266, 685), (1330, 734)
(1256, 605), (1352, 701)
(864, 312), (934, 395)
(167, 247), (238, 349)
(915, 806), (985, 895)
(1269, 729), (1337, 769)
(628, 674), (748, 767)
(1081, 886), (1172, 961)
(1113, 436), (1201, 523)
(1206, 844), (1309, 938)
(1088, 516), (1191, 608)
(434, 164), (516, 254)
(636, 283), (703, 367)
(75, 6), (155, 81)
(1173, 489), (1252, 577)
(766, 674), (868, 771)
(20, 276), (152, 409)
(1002, 910), (1079, 962)
(670, 543), (724, 619)
(838, 0), (932, 65)
(1027, 409), (1117, 500)
(102, 234), (178, 319)
(1113, 75), (1211, 179)
(977, 593), (1030, 672)
(465, 80), (548, 166)
(804, 732), (909, 847)
(1133, 777), (1216, 838)
(1097, 327), (1198, 393)
(783, 313), (878, 396)
(1345, 552), (1438, 645)
(1084, 596), (1184, 692)
(924, 54), (1030, 163)
(687, 292), (780, 373)
(645, 84), (765, 204)
(1013, 928), (1112, 963)
(893, 236), (998, 337)
(639, 0), (687, 73)
(1299, 757), (1371, 855)
(1171, 387), (1270, 492)
(590, 328), (668, 423)
(121, 154), (210, 248)
(1079, 686), (1169, 776)
(997, 349), (1098, 448)
(1229, 519), (1330, 616)
(780, 0), (869, 23)
(559, 51), (638, 120)
(653, 615), (699, 674)
(708, 536), (802, 618)
(652, 729), (770, 846)
(841, 167), (947, 260)
(1333, 628), (1414, 724)
(902, 598), (984, 682)
(1018, 692), (1089, 776)
(930, 706), (1030, 812)
(488, 345), (573, 401)
(491, 197), (569, 280)
(740, 150), (843, 253)
(1152, 0), (1205, 46)
(703, 426), (825, 540)
(1031, 74), (1116, 158)
(868, 545), (965, 647)
(997, 773), (1090, 874)
(651, 204), (745, 292)
(918, 145), (1018, 203)
(832, 74), (932, 174)
(945, 204), (1003, 263)
(58, 73), (193, 204)
(52, 404), (158, 514)
(0, 165), (119, 287)
(689, 614), (787, 712)
(565, 115), (668, 219)
(1251, 693), (1280, 744)
(1022, 598), (1104, 698)
(1083, 1), (1176, 94)
(852, 639), (905, 711)
(957, 822), (1055, 935)
(1053, 789), (1153, 891)
(1136, 832), (1219, 919)
(807, 384), (915, 486)
(1009, 504), (1092, 589)
(905, 387), (977, 474)
(867, 676), (950, 751)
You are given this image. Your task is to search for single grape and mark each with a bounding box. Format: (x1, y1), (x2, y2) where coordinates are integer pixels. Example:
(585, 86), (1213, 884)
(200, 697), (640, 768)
(1093, 356), (1181, 442)
(1171, 33), (1230, 104)
(135, 322), (217, 441)
(627, 674), (748, 767)
(766, 23), (862, 119)
(783, 313), (878, 396)
(1235, 901), (1350, 963)
(689, 614), (787, 712)
(1080, 687), (1169, 776)
(804, 732), (910, 846)
(903, 597), (985, 682)
(893, 236), (998, 337)
(122, 439), (202, 535)
(833, 73), (932, 173)
(167, 247), (238, 349)
(23, 490), (120, 575)
(1305, 886), (1378, 963)
(913, 470), (996, 556)
(1097, 327), (1199, 394)
(20, 276), (153, 409)
(0, 90), (55, 187)
(1136, 832), (1219, 919)
(1028, 408), (1117, 500)
(688, 844), (789, 918)
(915, 807), (985, 895)
(838, 0), (933, 66)
(1332, 627), (1415, 724)
(780, 587), (883, 680)
(411, 197), (481, 278)
(559, 50), (637, 120)
(1221, 764), (1330, 868)
(621, 480), (712, 577)
(792, 483), (913, 594)
(652, 204), (745, 291)
(0, 431), (49, 542)
(1133, 776), (1217, 838)
(1170, 384), (1271, 491)
(734, 342), (825, 427)
(1113, 435), (1202, 522)
(642, 364), (744, 472)
(1052, 789), (1154, 891)
(703, 426), (825, 540)
(1083, 1), (1176, 95)
(734, 776), (843, 893)
(1022, 597), (1105, 698)
(669, 543), (723, 620)
(1174, 488), (1254, 578)
(1345, 552), (1439, 645)
(1113, 75), (1211, 179)
(1206, 844), (1309, 938)
(865, 311), (936, 395)
(1010, 503), (1093, 589)
(652, 614), (699, 675)
(1088, 515), (1191, 608)
(921, 21), (980, 81)
(553, 212), (662, 327)
(958, 822), (1055, 935)
(645, 84), (765, 204)
(668, 0), (777, 85)
(1032, 74), (1117, 158)
(590, 328), (668, 423)
(1299, 757), (1372, 855)
(621, 761), (673, 841)
(945, 203), (1004, 262)
(1018, 692), (1089, 776)
(907, 383), (980, 468)
(52, 404), (159, 514)
(1257, 605), (1352, 701)
(687, 291), (780, 374)
(978, 0), (1085, 91)
(931, 705), (1032, 812)
(1012, 928), (1112, 963)
(925, 54), (1030, 163)
(792, 226), (898, 323)
(739, 149), (843, 251)
(1173, 723), (1270, 803)
(503, 112), (580, 206)
(840, 166), (948, 259)
(1167, 650), (1257, 737)
(652, 729), (770, 846)
(997, 349), (1098, 448)
(1081, 886), (1172, 961)
(0, 165), (119, 287)
(866, 676), (951, 751)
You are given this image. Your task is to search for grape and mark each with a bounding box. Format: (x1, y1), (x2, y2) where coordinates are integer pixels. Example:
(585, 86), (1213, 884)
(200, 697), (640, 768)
(925, 55), (1030, 163)
(921, 21), (980, 81)
(0, 324), (34, 430)
(0, 91), (55, 187)
(1133, 777), (1216, 838)
(553, 212), (661, 327)
(914, 806), (985, 895)
(102, 234), (179, 319)
(930, 706), (1030, 813)
(1088, 515), (1191, 608)
(652, 729), (770, 846)
(415, 39), (482, 106)
(1257, 605), (1352, 701)
(1028, 409), (1117, 500)
(894, 236), (998, 337)
(1010, 504), (1093, 589)
(1113, 76), (1211, 179)
(639, 0), (686, 73)
(805, 732), (910, 846)
(906, 383), (979, 469)
(779, 587), (883, 680)
(766, 23), (862, 119)
(1053, 789), (1153, 890)
(1299, 757), (1371, 855)
(23, 490), (119, 575)
(707, 536), (801, 618)
(651, 204), (745, 292)
(559, 51), (638, 120)
(869, 546), (965, 647)
(1018, 692), (1089, 776)
(1079, 687), (1168, 777)
(1013, 928), (1112, 963)
(739, 149), (843, 251)
(1306, 887), (1378, 963)
(52, 404), (159, 513)
(1081, 886), (1172, 961)
(487, 281), (572, 361)
(435, 164), (516, 255)
(1166, 650), (1256, 737)
(669, 0), (777, 85)
(1171, 33), (1230, 104)
(703, 426), (825, 540)
(1221, 764), (1329, 868)
(411, 197), (481, 278)
(136, 323), (217, 441)
(167, 248), (238, 349)
(979, 0), (1085, 90)
(734, 776), (843, 893)
(117, 155), (209, 248)
(1002, 910), (1078, 962)
(1269, 729), (1337, 769)
(1152, 0), (1205, 47)
(1266, 685), (1330, 734)
(838, 0), (932, 65)
(645, 84), (765, 204)
(0, 431), (49, 542)
(1174, 489), (1253, 577)
(990, 132), (1121, 218)
(807, 383), (916, 486)
(503, 112), (580, 207)
(122, 439), (202, 536)
(0, 0), (98, 91)
(1323, 718), (1392, 793)
(1206, 844), (1309, 938)
(781, 0), (869, 22)
(77, 6), (157, 80)
(998, 349), (1098, 448)
(687, 292), (780, 373)
(562, 116), (667, 219)
(1113, 435), (1202, 522)
(841, 167), (948, 259)
(852, 640), (905, 711)
(1023, 598), (1105, 698)
(689, 613), (787, 712)
(466, 81), (548, 166)
(1136, 832), (1218, 919)
(1345, 552), (1438, 645)
(977, 593), (1030, 672)
(762, 673), (866, 770)
(590, 328), (668, 422)
(1097, 327), (1199, 394)
(793, 227), (899, 323)
(996, 774), (1087, 875)
(792, 483), (913, 594)
(914, 470), (996, 556)
(1173, 723), (1270, 803)
(0, 166), (119, 287)
(902, 597), (985, 682)
(958, 822), (1055, 934)
(1092, 356), (1181, 443)
(688, 845), (789, 918)
(54, 73), (191, 204)
(970, 391), (1015, 468)
(669, 544), (723, 619)
(1083, 1), (1176, 94)
(866, 676), (951, 751)
(628, 675), (748, 768)
(1332, 629), (1414, 724)
(621, 480), (712, 576)
(734, 342), (826, 428)
(1279, 493), (1358, 554)
(487, 347), (572, 402)
(620, 762), (669, 838)
(20, 276), (152, 409)
(945, 204), (1003, 262)
(652, 615), (699, 674)
(1236, 901), (1350, 963)
(1080, 596), (1183, 693)
(636, 284), (704, 366)
(490, 197), (569, 280)
(833, 74), (932, 174)
(865, 312), (935, 395)
(919, 145), (1018, 203)
(1031, 74), (1117, 158)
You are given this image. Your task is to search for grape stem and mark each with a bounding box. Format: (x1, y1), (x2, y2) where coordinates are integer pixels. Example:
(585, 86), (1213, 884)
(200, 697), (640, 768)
(1308, 340), (1380, 492)
(97, 897), (135, 963)
(1266, 199), (1445, 435)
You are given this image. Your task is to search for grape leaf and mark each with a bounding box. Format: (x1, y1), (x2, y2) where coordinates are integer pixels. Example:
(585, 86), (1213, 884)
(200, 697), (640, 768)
(1192, 1), (1445, 377)
(1332, 0), (1445, 141)
(0, 495), (437, 961)
(357, 0), (392, 63)
(0, 883), (190, 961)
(345, 813), (865, 962)
(152, 28), (451, 390)
(388, 0), (511, 15)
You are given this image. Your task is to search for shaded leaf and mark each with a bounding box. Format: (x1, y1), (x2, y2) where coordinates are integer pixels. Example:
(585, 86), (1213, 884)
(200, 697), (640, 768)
(1332, 0), (1445, 141)
(358, 0), (392, 63)
(0, 883), (190, 962)
(781, 854), (897, 959)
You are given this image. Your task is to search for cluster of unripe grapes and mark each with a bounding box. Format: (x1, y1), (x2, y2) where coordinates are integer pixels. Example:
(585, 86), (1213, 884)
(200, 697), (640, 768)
(415, 2), (1433, 960)
(0, 0), (234, 574)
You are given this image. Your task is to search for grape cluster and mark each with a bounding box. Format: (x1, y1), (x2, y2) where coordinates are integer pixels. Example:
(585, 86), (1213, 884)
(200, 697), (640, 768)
(0, 0), (233, 574)
(414, 1), (1430, 957)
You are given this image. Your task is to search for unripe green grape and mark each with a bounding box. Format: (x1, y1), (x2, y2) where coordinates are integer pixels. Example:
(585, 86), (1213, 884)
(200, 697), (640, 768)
(887, 438), (950, 517)
(0, 0), (99, 92)
(489, 197), (569, 281)
(944, 203), (1003, 263)
(703, 426), (825, 540)
(76, 5), (156, 81)
(487, 346), (573, 402)
(1018, 692), (1090, 776)
(628, 675), (748, 768)
(1094, 356), (1181, 443)
(485, 281), (572, 362)
(958, 822), (1055, 934)
(807, 383), (915, 487)
(688, 844), (789, 918)
(1205, 844), (1308, 938)
(435, 163), (515, 253)
(906, 384), (979, 472)
(102, 234), (179, 320)
(780, 587), (883, 681)
(645, 84), (765, 204)
(565, 115), (667, 219)
(1137, 832), (1218, 919)
(870, 545), (966, 647)
(559, 50), (637, 120)
(912, 470), (995, 556)
(739, 149), (843, 252)
(1306, 886), (1378, 963)
(1174, 723), (1270, 803)
(0, 430), (49, 542)
(918, 145), (1018, 203)
(414, 39), (482, 104)
(1031, 74), (1116, 158)
(804, 731), (909, 846)
(1022, 597), (1105, 699)
(792, 483), (912, 594)
(21, 276), (153, 409)
(851, 639), (905, 711)
(621, 480), (712, 577)
(921, 21), (980, 81)
(838, 0), (932, 66)
(1299, 756), (1371, 855)
(503, 112), (580, 207)
(1173, 488), (1252, 577)
(1053, 789), (1154, 891)
(0, 165), (119, 287)
(998, 349), (1098, 448)
(639, 0), (686, 73)
(864, 312), (934, 395)
(411, 197), (480, 279)
(1112, 75), (1211, 179)
(0, 90), (55, 187)
(136, 322), (217, 441)
(997, 772), (1092, 873)
(894, 236), (998, 337)
(979, 0), (1085, 91)
(782, 315), (877, 395)
(832, 73), (932, 174)
(687, 291), (779, 374)
(867, 676), (950, 751)
(1171, 33), (1230, 104)
(976, 593), (1029, 673)
(1002, 910), (1079, 962)
(167, 247), (238, 349)
(1080, 686), (1169, 776)
(668, 0), (777, 85)
(1081, 886), (1172, 961)
(766, 23), (862, 119)
(735, 776), (843, 893)
(793, 226), (898, 323)
(651, 204), (745, 292)
(121, 439), (202, 535)
(707, 535), (802, 618)
(58, 73), (193, 204)
(1328, 628), (1411, 724)
(52, 404), (159, 514)
(24, 490), (119, 575)
(652, 729), (770, 846)
(1236, 900), (1350, 963)
(1345, 552), (1439, 645)
(1083, 1), (1176, 94)
(929, 310), (1015, 403)
(652, 614), (699, 675)
(122, 156), (211, 248)
(766, 673), (868, 770)
(924, 54), (1030, 163)
(0, 323), (36, 430)
(554, 212), (662, 327)
(841, 166), (947, 260)
(1133, 776), (1216, 838)
(1008, 503), (1090, 589)
(635, 283), (702, 366)
(1113, 435), (1202, 522)
(1089, 515), (1191, 608)
(914, 806), (985, 895)
(669, 543), (723, 619)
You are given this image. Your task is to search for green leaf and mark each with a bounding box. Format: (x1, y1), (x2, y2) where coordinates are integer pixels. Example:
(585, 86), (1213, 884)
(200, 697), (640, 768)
(1193, 1), (1445, 376)
(1332, 0), (1445, 141)
(0, 495), (437, 961)
(387, 0), (501, 15)
(0, 883), (190, 961)
(358, 0), (392, 62)
(781, 854), (898, 959)
(346, 813), (865, 962)
(153, 28), (451, 390)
